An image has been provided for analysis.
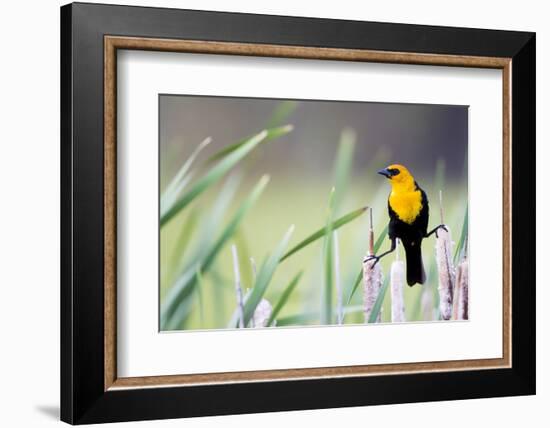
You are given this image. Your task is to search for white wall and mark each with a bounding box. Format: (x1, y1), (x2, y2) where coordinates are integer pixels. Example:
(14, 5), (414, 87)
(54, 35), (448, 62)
(0, 0), (545, 426)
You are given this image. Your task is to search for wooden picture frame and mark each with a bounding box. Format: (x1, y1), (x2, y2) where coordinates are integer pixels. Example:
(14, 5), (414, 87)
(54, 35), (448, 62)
(61, 2), (535, 424)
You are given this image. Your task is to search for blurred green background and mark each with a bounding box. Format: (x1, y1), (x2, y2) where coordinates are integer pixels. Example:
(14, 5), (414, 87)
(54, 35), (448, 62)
(159, 95), (468, 331)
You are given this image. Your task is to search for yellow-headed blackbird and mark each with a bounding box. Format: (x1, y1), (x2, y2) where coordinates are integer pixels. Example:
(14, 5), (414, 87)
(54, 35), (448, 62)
(364, 164), (446, 286)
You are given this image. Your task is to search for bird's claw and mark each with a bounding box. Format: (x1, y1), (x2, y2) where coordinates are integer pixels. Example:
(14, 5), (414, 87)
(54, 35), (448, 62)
(363, 255), (380, 269)
(435, 224), (448, 238)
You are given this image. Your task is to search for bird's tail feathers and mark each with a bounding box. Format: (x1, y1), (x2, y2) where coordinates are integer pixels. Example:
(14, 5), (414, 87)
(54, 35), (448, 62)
(403, 241), (426, 286)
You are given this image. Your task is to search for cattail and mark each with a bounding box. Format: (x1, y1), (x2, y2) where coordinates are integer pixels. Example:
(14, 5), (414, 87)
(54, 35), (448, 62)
(363, 208), (383, 323)
(435, 227), (455, 320)
(333, 230), (344, 325)
(390, 242), (406, 322)
(363, 261), (382, 322)
(252, 298), (272, 327)
(421, 286), (435, 321)
(435, 191), (455, 320)
(231, 244), (246, 328)
(453, 259), (469, 320)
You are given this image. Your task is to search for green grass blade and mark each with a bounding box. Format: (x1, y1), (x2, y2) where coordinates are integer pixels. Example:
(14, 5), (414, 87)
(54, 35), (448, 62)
(160, 128), (288, 227)
(234, 230), (253, 292)
(322, 236), (333, 324)
(374, 224), (388, 254)
(166, 175), (240, 292)
(164, 289), (196, 330)
(346, 270), (363, 306)
(368, 275), (390, 323)
(161, 175), (270, 329)
(195, 266), (205, 328)
(161, 268), (198, 329)
(331, 129), (355, 215)
(243, 225), (294, 326)
(454, 204), (468, 263)
(276, 312), (317, 326)
(161, 173), (195, 214)
(277, 305), (363, 327)
(192, 174), (241, 259)
(228, 225), (295, 328)
(160, 131), (266, 227)
(226, 289), (252, 328)
(321, 189), (335, 325)
(267, 272), (303, 326)
(161, 137), (211, 211)
(346, 224), (388, 304)
(280, 206), (368, 262)
(266, 101), (299, 129)
(206, 125), (293, 164)
(165, 210), (198, 284)
(321, 132), (355, 324)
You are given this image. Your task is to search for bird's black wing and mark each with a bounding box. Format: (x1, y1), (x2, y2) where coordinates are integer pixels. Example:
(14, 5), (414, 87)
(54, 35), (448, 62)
(414, 184), (430, 236)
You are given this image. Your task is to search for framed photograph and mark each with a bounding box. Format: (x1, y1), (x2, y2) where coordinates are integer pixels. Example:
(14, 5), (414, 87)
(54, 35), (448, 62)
(60, 2), (535, 424)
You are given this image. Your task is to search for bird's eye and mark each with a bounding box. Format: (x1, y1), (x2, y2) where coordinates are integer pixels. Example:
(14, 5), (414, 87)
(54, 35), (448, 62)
(388, 168), (400, 176)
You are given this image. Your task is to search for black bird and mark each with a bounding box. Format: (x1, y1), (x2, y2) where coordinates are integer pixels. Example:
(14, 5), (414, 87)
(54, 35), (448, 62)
(365, 164), (446, 286)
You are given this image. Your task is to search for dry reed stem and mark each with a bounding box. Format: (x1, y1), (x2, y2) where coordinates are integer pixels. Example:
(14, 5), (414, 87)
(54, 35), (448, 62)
(390, 246), (406, 322)
(363, 208), (382, 323)
(252, 298), (272, 327)
(368, 208), (374, 254)
(453, 259), (469, 320)
(435, 227), (455, 320)
(231, 244), (246, 328)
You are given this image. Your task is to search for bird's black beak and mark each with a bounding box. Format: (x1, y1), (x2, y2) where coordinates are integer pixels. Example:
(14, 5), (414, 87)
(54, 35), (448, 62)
(377, 168), (391, 178)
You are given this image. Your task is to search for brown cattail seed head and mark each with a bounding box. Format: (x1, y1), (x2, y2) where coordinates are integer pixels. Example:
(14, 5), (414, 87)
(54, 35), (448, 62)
(252, 298), (273, 328)
(435, 227), (455, 320)
(363, 259), (383, 323)
(390, 260), (406, 322)
(454, 259), (469, 320)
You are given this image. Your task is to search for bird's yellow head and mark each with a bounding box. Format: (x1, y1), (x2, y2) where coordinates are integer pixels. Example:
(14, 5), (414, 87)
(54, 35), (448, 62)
(378, 164), (416, 191)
